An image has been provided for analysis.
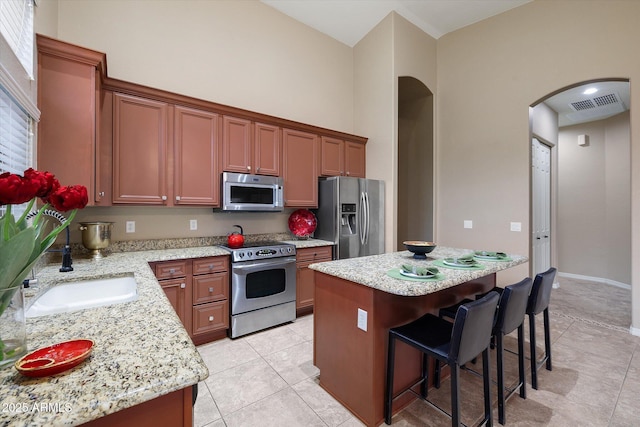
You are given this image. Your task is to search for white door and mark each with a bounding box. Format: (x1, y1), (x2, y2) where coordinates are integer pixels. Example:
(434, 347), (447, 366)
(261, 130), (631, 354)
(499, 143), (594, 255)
(532, 138), (551, 275)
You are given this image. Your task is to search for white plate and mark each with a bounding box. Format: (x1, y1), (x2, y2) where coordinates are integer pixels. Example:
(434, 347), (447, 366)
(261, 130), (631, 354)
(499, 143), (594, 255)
(443, 259), (477, 268)
(474, 254), (502, 260)
(400, 270), (436, 279)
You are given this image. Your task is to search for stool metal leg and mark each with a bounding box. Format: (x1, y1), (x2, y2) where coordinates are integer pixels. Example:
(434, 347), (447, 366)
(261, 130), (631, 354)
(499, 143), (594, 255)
(496, 334), (505, 425)
(543, 308), (552, 371)
(529, 313), (539, 390)
(517, 323), (526, 399)
(482, 348), (493, 427)
(385, 335), (396, 425)
(450, 363), (460, 427)
(420, 353), (429, 398)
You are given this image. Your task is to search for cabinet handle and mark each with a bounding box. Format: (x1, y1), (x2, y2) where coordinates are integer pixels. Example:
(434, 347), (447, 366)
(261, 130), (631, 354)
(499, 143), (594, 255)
(247, 166), (251, 171)
(346, 171), (350, 176)
(176, 196), (181, 201)
(208, 315), (214, 322)
(208, 287), (214, 293)
(180, 283), (186, 289)
(209, 264), (214, 270)
(98, 191), (105, 197)
(161, 195), (167, 201)
(256, 167), (260, 172)
(169, 268), (176, 274)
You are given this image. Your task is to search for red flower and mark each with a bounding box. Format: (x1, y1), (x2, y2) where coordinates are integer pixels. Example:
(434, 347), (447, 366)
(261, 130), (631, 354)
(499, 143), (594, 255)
(0, 172), (32, 205)
(24, 168), (60, 198)
(46, 185), (88, 212)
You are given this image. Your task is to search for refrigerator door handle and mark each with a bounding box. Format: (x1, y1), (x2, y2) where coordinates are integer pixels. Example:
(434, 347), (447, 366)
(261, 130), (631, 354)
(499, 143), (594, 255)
(359, 191), (366, 245)
(363, 191), (370, 244)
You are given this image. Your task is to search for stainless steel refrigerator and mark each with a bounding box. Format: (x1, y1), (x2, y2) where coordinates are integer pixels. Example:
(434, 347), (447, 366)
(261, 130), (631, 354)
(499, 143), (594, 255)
(314, 176), (385, 259)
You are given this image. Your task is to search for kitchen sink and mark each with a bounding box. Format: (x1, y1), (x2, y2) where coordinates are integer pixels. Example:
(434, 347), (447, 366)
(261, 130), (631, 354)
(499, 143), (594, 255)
(26, 276), (138, 318)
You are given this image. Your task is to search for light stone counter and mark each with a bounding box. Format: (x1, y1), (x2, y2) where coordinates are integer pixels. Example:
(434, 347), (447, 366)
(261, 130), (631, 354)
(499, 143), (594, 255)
(0, 246), (230, 427)
(282, 238), (334, 249)
(309, 246), (528, 297)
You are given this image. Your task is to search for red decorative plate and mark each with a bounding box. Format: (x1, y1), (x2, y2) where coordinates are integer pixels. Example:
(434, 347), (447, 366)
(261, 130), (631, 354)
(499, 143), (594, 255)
(288, 209), (317, 238)
(15, 339), (94, 377)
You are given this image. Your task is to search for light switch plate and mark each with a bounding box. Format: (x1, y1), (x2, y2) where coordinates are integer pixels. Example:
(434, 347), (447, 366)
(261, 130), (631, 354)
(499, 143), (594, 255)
(510, 222), (522, 232)
(357, 308), (368, 331)
(190, 219), (198, 231)
(125, 221), (135, 233)
(464, 220), (473, 229)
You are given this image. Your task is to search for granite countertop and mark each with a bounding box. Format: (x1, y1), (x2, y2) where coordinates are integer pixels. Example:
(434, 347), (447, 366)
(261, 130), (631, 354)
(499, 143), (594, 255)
(309, 246), (528, 297)
(1, 238), (333, 426)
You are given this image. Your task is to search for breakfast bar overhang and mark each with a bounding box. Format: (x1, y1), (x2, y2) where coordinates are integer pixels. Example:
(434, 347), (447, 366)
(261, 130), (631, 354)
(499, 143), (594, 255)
(309, 247), (528, 427)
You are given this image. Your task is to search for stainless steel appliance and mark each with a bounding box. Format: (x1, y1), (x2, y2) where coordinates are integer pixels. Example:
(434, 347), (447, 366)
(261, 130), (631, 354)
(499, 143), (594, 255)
(314, 176), (385, 259)
(220, 172), (284, 212)
(221, 241), (296, 338)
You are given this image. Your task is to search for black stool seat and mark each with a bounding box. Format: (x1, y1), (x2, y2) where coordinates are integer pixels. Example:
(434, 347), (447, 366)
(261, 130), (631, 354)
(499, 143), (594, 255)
(527, 267), (556, 390)
(385, 291), (499, 426)
(438, 278), (533, 425)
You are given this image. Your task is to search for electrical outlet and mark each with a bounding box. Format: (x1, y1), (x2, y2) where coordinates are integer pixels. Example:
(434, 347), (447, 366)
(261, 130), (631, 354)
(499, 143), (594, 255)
(190, 219), (197, 231)
(464, 220), (473, 229)
(125, 221), (135, 233)
(357, 308), (368, 331)
(510, 222), (522, 232)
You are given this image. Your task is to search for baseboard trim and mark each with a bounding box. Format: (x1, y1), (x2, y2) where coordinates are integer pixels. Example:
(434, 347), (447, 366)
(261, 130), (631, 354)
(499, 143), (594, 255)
(557, 271), (631, 290)
(630, 326), (640, 337)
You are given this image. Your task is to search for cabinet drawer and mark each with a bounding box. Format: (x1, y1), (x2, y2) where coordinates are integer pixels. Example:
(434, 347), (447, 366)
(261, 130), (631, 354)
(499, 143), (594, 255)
(193, 273), (228, 304)
(155, 260), (189, 279)
(193, 256), (229, 275)
(296, 246), (333, 262)
(192, 300), (228, 335)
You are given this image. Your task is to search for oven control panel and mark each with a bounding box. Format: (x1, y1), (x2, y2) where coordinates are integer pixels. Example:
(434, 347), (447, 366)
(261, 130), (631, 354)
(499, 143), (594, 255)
(228, 244), (296, 262)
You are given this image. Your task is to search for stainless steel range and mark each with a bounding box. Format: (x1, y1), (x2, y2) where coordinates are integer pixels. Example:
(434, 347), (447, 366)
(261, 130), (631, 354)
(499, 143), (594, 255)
(221, 241), (296, 338)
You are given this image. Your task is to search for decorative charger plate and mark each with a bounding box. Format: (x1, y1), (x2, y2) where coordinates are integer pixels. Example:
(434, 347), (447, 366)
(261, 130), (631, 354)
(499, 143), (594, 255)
(288, 209), (317, 238)
(15, 339), (94, 377)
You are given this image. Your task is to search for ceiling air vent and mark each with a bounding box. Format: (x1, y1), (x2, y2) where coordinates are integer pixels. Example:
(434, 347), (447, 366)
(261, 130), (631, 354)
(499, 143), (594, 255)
(566, 92), (625, 123)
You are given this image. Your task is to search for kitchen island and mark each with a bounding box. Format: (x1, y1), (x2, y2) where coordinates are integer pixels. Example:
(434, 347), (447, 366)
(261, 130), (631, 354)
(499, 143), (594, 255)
(309, 247), (527, 427)
(0, 246), (229, 427)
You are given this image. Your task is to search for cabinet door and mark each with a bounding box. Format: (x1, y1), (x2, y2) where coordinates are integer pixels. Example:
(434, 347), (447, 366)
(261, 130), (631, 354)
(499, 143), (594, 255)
(254, 123), (281, 176)
(160, 277), (192, 333)
(282, 129), (319, 208)
(345, 141), (366, 178)
(37, 36), (103, 204)
(192, 301), (229, 335)
(222, 116), (252, 173)
(174, 106), (220, 206)
(295, 246), (333, 311)
(320, 136), (344, 177)
(113, 93), (169, 204)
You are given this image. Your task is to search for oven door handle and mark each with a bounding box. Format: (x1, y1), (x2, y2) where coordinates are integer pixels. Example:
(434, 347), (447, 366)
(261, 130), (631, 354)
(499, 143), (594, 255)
(231, 256), (297, 272)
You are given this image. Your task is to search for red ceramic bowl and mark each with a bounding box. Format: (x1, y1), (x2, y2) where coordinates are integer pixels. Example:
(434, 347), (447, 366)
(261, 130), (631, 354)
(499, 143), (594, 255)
(15, 339), (94, 377)
(288, 209), (317, 238)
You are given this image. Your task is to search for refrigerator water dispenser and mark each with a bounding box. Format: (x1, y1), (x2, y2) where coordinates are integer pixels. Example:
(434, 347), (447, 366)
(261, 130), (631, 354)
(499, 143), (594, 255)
(341, 204), (357, 235)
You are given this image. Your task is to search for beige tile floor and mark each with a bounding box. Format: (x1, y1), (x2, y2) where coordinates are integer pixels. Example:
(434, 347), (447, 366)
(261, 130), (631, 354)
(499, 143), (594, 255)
(195, 277), (640, 426)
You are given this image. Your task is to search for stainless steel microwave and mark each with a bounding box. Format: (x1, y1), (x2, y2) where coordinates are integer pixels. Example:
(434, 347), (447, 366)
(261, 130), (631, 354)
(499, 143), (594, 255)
(220, 172), (284, 212)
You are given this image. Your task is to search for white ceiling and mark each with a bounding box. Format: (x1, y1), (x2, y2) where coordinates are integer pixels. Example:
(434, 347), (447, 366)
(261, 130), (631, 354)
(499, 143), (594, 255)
(261, 0), (532, 46)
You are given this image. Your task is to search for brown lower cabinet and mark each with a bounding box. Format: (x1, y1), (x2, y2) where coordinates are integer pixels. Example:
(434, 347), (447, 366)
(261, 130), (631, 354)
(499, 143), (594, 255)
(295, 246), (333, 316)
(151, 256), (229, 345)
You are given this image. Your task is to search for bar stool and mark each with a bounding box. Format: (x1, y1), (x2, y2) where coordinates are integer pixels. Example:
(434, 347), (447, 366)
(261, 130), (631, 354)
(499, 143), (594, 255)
(527, 267), (556, 390)
(384, 291), (499, 427)
(438, 278), (533, 425)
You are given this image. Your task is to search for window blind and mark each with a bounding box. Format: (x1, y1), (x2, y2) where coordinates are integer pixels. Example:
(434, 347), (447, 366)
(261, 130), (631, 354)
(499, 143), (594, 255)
(0, 0), (34, 79)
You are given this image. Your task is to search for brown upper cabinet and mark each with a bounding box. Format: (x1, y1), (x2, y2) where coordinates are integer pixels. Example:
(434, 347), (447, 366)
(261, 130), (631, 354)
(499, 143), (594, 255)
(282, 129), (318, 208)
(37, 36), (367, 208)
(320, 136), (366, 178)
(112, 94), (221, 206)
(222, 117), (280, 176)
(36, 35), (110, 205)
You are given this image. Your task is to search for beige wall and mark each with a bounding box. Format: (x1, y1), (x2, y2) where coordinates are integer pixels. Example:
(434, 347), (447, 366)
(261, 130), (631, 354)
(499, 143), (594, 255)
(558, 112), (631, 285)
(435, 0), (640, 328)
(354, 12), (437, 252)
(34, 0), (354, 243)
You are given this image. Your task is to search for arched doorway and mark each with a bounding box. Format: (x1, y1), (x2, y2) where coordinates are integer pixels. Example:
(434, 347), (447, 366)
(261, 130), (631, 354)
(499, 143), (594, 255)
(531, 79), (631, 330)
(397, 76), (434, 250)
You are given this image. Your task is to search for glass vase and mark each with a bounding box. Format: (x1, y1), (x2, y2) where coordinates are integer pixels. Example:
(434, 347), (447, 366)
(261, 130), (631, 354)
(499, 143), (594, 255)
(0, 285), (27, 369)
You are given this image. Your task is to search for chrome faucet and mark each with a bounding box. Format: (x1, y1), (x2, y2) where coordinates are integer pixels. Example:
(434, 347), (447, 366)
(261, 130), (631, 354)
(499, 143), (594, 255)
(26, 209), (73, 272)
